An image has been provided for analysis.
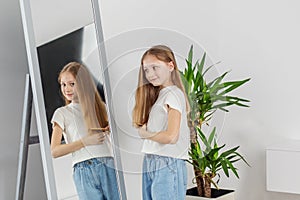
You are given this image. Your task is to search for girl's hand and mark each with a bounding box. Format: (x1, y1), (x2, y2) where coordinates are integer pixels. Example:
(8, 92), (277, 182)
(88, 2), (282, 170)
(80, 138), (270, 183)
(89, 126), (110, 134)
(103, 125), (110, 132)
(102, 126), (110, 135)
(81, 132), (106, 146)
(138, 124), (149, 139)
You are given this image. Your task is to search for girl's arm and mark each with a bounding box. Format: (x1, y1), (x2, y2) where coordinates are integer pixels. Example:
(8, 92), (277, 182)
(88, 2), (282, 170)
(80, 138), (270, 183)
(138, 107), (181, 144)
(51, 122), (106, 158)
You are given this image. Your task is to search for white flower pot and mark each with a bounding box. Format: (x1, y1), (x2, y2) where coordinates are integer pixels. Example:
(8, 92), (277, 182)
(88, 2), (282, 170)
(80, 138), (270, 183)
(186, 187), (235, 200)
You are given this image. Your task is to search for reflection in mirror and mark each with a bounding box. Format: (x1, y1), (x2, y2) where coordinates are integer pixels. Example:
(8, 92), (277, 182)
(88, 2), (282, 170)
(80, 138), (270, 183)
(19, 0), (124, 199)
(37, 23), (105, 142)
(38, 24), (121, 200)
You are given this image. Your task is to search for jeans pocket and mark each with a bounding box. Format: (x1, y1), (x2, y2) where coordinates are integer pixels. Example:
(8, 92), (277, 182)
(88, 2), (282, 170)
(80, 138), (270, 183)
(169, 161), (178, 175)
(96, 157), (115, 169)
(160, 156), (176, 174)
(181, 160), (187, 188)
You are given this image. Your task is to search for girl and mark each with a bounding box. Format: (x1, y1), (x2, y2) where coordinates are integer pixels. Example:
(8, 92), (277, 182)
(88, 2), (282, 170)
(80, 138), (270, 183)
(51, 62), (120, 200)
(133, 45), (190, 200)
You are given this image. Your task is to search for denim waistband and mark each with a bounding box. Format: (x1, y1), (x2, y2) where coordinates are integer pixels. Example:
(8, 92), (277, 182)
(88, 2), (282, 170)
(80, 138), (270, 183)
(143, 154), (186, 174)
(144, 154), (184, 161)
(73, 157), (114, 168)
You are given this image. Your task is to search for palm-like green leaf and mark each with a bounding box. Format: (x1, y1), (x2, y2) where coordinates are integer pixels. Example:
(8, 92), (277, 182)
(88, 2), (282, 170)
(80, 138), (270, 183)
(180, 46), (250, 126)
(188, 127), (250, 182)
(182, 45), (251, 193)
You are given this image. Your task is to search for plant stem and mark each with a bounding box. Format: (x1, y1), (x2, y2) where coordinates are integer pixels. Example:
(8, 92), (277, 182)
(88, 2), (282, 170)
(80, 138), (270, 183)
(194, 168), (204, 197)
(204, 176), (212, 198)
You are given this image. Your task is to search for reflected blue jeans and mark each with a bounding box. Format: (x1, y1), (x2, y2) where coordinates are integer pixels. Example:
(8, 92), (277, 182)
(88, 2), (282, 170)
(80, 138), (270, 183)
(142, 154), (187, 200)
(73, 157), (120, 200)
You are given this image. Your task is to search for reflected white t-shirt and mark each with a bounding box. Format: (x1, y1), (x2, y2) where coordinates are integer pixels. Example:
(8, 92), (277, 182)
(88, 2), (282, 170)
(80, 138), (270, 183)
(141, 85), (190, 160)
(51, 102), (113, 166)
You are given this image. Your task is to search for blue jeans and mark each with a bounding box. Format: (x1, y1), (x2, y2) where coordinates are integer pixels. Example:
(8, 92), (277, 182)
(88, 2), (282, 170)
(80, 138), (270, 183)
(142, 154), (187, 200)
(73, 157), (120, 200)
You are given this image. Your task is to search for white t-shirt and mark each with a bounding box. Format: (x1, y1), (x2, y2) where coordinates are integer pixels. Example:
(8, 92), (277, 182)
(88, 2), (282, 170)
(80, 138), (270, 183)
(51, 102), (113, 166)
(141, 85), (190, 160)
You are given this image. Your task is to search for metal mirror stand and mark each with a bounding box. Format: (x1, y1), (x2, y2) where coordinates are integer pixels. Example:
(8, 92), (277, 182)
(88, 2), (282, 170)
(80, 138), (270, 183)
(19, 0), (58, 199)
(15, 74), (39, 200)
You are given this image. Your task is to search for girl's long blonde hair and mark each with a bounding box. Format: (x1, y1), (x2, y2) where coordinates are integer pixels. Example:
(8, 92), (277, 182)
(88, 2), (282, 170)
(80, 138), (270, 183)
(58, 62), (108, 131)
(132, 45), (189, 127)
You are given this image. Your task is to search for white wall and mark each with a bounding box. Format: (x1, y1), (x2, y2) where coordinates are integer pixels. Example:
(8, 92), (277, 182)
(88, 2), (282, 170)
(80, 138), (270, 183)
(99, 0), (300, 200)
(30, 0), (93, 46)
(1, 0), (300, 200)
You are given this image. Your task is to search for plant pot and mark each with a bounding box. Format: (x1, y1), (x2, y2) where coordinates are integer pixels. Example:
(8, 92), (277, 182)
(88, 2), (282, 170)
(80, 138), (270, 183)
(186, 187), (235, 200)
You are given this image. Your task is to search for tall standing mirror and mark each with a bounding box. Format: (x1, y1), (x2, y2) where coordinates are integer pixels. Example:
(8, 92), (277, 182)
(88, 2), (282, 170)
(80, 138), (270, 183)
(19, 0), (126, 199)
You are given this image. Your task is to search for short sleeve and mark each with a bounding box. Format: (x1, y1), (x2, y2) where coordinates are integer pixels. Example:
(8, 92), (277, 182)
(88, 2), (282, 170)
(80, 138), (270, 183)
(164, 90), (183, 113)
(51, 109), (65, 130)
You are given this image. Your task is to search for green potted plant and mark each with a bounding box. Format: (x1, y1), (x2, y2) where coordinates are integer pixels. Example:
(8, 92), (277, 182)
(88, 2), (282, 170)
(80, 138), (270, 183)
(180, 45), (251, 199)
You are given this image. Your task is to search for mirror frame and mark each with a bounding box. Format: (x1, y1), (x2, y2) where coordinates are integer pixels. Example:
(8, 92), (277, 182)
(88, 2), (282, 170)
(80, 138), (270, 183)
(19, 0), (127, 199)
(91, 0), (127, 199)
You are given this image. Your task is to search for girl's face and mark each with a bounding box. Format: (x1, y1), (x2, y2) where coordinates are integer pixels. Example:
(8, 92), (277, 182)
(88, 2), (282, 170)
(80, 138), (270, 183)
(60, 72), (78, 102)
(143, 55), (174, 87)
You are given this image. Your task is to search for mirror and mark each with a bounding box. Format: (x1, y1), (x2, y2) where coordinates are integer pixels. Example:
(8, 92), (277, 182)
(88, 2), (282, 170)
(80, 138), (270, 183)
(19, 0), (126, 199)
